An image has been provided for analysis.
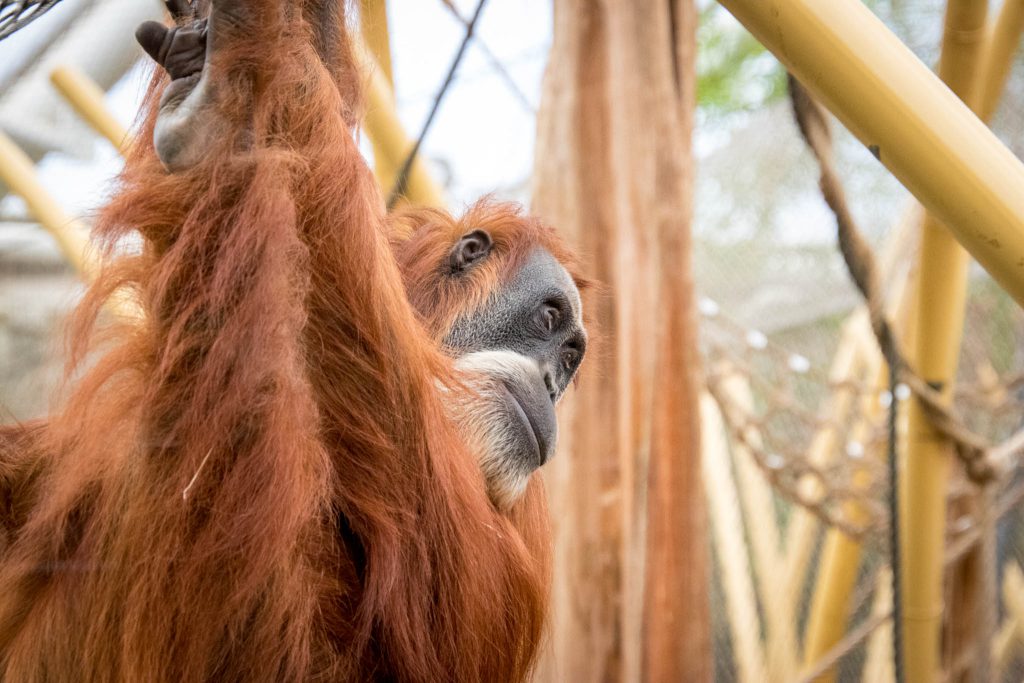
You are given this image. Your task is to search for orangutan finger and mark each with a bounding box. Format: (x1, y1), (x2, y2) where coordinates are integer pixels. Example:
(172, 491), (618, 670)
(162, 23), (207, 81)
(136, 21), (173, 66)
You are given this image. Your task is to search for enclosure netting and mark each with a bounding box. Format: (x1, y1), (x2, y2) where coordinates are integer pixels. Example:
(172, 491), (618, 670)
(0, 0), (65, 40)
(697, 1), (1024, 679)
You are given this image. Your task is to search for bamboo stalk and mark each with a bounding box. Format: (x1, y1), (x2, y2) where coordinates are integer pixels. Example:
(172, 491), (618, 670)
(358, 0), (393, 86)
(0, 129), (140, 318)
(799, 0), (1021, 672)
(977, 0), (1024, 122)
(0, 130), (94, 277)
(783, 204), (919, 643)
(801, 209), (920, 679)
(780, 315), (866, 619)
(49, 65), (132, 154)
(863, 568), (896, 683)
(802, 450), (874, 681)
(701, 392), (768, 683)
(716, 370), (797, 680)
(718, 0), (1024, 307)
(900, 2), (989, 679)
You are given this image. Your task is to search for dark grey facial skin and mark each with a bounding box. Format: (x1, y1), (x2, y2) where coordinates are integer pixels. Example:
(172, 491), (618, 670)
(444, 248), (587, 400)
(444, 247), (587, 476)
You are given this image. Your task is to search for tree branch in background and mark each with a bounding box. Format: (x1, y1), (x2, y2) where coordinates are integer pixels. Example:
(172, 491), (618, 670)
(386, 0), (488, 209)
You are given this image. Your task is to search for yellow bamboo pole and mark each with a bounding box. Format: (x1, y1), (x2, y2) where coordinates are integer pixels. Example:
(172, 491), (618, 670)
(780, 317), (866, 614)
(901, 2), (989, 679)
(801, 0), (1024, 673)
(49, 65), (132, 155)
(783, 204), (919, 645)
(356, 39), (445, 208)
(863, 568), (896, 683)
(803, 406), (884, 680)
(717, 0), (1024, 307)
(977, 0), (1024, 123)
(358, 0), (393, 85)
(0, 128), (140, 318)
(701, 391), (768, 683)
(800, 207), (924, 678)
(717, 370), (797, 680)
(357, 0), (400, 192)
(0, 130), (94, 277)
(801, 262), (916, 680)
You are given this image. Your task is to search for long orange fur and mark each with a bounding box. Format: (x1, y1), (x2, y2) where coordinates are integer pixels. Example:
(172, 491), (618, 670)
(0, 2), (585, 680)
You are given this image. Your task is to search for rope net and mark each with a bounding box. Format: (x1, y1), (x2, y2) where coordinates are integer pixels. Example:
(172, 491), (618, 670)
(701, 267), (1024, 680)
(0, 0), (65, 41)
(699, 3), (1024, 676)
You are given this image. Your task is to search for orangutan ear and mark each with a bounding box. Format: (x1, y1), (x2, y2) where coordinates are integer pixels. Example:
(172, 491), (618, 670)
(449, 229), (493, 274)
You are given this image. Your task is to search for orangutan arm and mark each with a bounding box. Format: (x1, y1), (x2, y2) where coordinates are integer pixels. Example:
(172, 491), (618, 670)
(134, 0), (444, 459)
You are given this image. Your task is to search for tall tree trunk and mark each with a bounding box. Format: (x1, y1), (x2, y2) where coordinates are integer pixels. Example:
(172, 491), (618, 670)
(532, 1), (709, 681)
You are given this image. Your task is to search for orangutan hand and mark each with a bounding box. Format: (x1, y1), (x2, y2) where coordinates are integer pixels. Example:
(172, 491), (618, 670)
(134, 0), (245, 172)
(136, 1), (208, 86)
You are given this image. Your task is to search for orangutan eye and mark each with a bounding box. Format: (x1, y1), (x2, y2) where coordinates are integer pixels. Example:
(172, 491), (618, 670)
(537, 301), (562, 335)
(561, 334), (586, 374)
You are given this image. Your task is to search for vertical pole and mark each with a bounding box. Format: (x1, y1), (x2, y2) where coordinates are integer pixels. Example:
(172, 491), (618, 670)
(801, 214), (918, 680)
(796, 0), (1024, 673)
(902, 2), (987, 680)
(359, 0), (393, 85)
(795, 197), (918, 675)
(723, 371), (796, 680)
(977, 0), (1024, 123)
(701, 391), (768, 682)
(716, 0), (1024, 307)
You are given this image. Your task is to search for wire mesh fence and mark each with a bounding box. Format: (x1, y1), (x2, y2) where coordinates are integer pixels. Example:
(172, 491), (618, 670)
(0, 0), (65, 40)
(694, 1), (1024, 676)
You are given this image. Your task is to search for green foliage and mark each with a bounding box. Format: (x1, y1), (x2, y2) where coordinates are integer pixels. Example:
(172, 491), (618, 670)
(696, 2), (787, 116)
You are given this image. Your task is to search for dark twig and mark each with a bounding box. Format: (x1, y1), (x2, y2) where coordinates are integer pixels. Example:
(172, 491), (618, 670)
(386, 0), (488, 209)
(438, 0), (535, 113)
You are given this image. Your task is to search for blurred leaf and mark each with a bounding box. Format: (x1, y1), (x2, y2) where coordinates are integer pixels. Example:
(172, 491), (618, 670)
(696, 3), (787, 116)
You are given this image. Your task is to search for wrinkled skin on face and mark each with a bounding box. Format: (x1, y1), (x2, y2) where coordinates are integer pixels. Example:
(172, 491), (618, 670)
(444, 244), (587, 509)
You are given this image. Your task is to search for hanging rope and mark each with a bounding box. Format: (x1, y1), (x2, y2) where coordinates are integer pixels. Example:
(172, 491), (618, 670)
(786, 74), (1023, 485)
(885, 340), (906, 683)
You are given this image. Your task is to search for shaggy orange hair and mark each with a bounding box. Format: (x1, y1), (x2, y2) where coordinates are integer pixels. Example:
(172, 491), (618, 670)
(0, 2), (568, 680)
